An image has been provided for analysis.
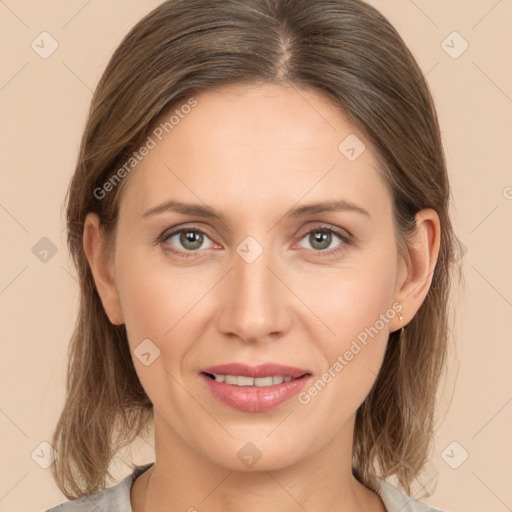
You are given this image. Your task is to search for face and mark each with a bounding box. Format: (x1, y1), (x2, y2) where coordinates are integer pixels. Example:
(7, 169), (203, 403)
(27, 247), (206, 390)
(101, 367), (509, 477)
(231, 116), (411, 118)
(102, 83), (407, 470)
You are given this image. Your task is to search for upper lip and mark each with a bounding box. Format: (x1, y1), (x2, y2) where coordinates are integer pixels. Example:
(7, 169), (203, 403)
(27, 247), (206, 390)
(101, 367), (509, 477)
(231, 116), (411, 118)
(201, 363), (311, 379)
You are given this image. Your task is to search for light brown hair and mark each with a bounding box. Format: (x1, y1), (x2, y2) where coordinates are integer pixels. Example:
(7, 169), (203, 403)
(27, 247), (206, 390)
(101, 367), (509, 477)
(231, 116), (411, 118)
(51, 0), (459, 499)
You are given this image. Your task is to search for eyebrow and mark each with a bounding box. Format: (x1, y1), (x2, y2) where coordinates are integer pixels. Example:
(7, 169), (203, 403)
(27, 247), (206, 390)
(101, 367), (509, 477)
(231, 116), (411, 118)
(142, 199), (370, 222)
(286, 200), (370, 219)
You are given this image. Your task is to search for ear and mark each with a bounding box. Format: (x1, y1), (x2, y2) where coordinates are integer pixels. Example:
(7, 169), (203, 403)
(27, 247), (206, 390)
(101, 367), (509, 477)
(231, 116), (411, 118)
(83, 212), (124, 325)
(391, 208), (441, 331)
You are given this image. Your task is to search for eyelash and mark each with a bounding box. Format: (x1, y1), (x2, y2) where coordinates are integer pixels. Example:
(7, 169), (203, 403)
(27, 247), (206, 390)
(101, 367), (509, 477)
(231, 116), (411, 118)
(156, 224), (353, 260)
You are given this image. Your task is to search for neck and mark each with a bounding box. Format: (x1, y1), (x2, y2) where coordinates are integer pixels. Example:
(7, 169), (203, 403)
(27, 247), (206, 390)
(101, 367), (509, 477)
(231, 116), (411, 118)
(131, 411), (385, 512)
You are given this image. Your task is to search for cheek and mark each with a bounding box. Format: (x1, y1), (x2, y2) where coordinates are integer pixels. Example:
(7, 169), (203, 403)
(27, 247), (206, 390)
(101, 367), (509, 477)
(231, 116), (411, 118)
(115, 249), (216, 364)
(304, 250), (397, 344)
(119, 271), (192, 339)
(297, 250), (397, 400)
(114, 258), (213, 410)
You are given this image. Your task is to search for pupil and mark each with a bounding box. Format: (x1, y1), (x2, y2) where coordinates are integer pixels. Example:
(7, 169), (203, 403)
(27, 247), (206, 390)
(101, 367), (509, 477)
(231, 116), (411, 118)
(311, 231), (330, 250)
(181, 230), (202, 250)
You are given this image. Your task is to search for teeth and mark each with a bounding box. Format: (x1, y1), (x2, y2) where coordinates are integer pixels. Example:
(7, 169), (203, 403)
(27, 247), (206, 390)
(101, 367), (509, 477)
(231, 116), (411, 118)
(211, 374), (295, 386)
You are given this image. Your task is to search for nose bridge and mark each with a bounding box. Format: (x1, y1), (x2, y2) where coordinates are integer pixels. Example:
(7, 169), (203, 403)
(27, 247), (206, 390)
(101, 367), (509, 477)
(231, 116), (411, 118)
(218, 237), (287, 342)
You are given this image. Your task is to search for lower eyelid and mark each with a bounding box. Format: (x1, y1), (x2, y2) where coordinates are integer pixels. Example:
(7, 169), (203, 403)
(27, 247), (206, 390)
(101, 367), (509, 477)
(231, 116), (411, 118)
(159, 226), (350, 256)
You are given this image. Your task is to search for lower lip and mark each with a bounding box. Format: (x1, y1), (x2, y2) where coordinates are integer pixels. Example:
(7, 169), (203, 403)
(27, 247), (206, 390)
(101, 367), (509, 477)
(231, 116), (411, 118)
(201, 373), (311, 412)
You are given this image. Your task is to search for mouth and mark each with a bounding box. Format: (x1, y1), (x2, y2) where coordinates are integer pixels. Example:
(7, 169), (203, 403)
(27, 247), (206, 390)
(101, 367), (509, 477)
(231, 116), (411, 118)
(200, 363), (312, 412)
(201, 372), (310, 387)
(201, 362), (311, 380)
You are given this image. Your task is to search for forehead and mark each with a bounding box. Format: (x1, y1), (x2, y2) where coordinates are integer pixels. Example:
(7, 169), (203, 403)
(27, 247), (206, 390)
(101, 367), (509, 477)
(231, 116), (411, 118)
(170, 82), (360, 154)
(119, 83), (391, 222)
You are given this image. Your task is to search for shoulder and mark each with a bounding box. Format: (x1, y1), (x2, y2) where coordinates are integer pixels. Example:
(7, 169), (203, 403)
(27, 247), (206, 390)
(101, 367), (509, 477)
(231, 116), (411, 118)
(44, 463), (154, 512)
(374, 478), (446, 512)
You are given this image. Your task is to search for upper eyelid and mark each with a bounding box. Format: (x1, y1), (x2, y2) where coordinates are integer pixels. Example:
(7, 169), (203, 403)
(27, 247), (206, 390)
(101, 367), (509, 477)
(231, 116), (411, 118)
(298, 224), (350, 239)
(160, 224), (216, 243)
(160, 223), (350, 248)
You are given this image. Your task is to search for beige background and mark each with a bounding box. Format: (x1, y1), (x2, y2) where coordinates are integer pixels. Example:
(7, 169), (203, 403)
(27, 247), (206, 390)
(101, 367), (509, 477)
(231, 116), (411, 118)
(1, 1), (511, 511)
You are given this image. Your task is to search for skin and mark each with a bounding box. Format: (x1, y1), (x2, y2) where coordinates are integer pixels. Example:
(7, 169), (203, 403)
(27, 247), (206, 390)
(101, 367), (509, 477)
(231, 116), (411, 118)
(84, 83), (440, 512)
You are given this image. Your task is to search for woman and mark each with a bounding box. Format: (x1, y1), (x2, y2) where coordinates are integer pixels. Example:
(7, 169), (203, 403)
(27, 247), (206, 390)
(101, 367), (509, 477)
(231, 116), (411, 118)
(46, 0), (457, 510)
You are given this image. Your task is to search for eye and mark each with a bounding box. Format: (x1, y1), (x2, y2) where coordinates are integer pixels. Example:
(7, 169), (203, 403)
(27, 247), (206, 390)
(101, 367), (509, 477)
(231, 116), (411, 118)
(297, 226), (351, 255)
(157, 224), (352, 259)
(159, 227), (215, 257)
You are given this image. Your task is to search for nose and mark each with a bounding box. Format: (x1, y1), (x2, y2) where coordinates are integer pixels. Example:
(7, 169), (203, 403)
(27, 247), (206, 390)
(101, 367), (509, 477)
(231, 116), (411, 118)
(216, 241), (292, 344)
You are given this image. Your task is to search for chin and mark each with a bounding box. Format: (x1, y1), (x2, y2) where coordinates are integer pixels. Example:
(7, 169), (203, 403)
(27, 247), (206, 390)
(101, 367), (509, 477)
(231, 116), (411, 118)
(198, 437), (305, 473)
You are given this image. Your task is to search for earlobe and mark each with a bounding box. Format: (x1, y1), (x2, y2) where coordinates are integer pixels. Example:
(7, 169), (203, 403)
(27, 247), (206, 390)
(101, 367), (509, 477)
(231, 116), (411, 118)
(82, 213), (124, 325)
(393, 208), (441, 329)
